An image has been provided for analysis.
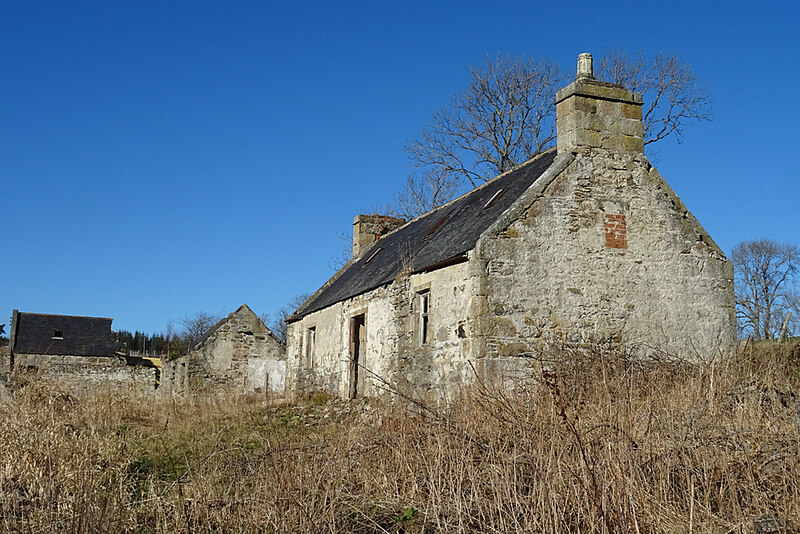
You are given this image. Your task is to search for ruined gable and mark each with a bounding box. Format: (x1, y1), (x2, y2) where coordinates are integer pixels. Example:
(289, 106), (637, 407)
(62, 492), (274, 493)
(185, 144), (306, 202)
(162, 304), (286, 397)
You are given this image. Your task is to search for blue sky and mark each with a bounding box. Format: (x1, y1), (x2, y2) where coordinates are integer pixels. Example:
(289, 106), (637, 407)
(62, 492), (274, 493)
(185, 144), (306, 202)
(2, 1), (798, 334)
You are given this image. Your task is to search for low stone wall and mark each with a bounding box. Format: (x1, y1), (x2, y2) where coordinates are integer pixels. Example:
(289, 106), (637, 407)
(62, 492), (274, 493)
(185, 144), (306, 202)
(11, 353), (157, 395)
(0, 346), (10, 375)
(161, 353), (285, 399)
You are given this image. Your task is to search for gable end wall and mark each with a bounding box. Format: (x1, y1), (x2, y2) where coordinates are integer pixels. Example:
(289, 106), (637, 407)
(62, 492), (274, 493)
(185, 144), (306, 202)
(162, 307), (286, 397)
(474, 148), (735, 364)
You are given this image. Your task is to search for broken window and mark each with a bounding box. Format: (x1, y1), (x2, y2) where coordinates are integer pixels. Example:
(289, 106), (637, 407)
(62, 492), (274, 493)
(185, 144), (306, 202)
(416, 290), (430, 345)
(52, 330), (63, 339)
(306, 326), (316, 366)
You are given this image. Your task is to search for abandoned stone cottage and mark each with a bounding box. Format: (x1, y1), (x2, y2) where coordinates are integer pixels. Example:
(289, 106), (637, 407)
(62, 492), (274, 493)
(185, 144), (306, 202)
(286, 52), (735, 401)
(6, 309), (158, 393)
(160, 304), (286, 397)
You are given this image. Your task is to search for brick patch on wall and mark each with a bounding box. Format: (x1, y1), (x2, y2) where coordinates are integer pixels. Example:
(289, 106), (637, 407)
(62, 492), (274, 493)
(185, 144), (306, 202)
(604, 214), (627, 249)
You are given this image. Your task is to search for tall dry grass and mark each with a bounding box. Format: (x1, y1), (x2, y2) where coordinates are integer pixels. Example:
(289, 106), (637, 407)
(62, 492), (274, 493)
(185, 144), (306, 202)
(1, 343), (798, 533)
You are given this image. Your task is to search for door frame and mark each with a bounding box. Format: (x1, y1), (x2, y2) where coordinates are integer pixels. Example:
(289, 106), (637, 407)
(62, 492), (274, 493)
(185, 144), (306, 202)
(348, 313), (366, 399)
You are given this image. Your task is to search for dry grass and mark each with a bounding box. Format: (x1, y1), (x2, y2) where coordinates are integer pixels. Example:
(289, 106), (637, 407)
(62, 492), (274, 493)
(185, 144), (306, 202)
(1, 343), (798, 533)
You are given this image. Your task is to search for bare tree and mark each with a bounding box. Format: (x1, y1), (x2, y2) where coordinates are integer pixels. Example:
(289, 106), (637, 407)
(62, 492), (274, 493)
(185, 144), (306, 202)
(731, 239), (800, 340)
(396, 50), (711, 219)
(329, 232), (356, 272)
(393, 168), (461, 221)
(179, 312), (223, 351)
(329, 202), (401, 271)
(597, 50), (711, 145)
(405, 53), (562, 190)
(262, 293), (311, 345)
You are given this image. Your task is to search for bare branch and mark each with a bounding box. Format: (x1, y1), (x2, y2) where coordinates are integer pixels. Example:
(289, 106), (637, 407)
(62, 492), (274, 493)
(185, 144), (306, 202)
(404, 52), (562, 198)
(396, 50), (711, 220)
(393, 168), (461, 220)
(179, 312), (223, 351)
(262, 293), (312, 345)
(598, 50), (712, 145)
(731, 239), (800, 340)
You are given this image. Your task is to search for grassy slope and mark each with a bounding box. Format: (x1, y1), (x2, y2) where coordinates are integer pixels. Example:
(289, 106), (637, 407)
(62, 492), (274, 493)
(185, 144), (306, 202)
(1, 343), (799, 533)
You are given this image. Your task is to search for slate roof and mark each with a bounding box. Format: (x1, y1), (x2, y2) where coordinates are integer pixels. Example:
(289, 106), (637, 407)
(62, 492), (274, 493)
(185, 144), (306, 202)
(11, 312), (115, 357)
(290, 150), (558, 320)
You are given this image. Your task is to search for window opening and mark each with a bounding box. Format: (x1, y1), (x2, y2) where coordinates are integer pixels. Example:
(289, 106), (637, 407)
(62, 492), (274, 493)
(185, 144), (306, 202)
(52, 330), (63, 339)
(417, 290), (430, 345)
(306, 326), (316, 366)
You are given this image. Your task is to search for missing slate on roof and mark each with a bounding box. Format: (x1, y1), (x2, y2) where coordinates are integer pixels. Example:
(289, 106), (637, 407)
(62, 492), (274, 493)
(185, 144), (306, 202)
(364, 247), (382, 264)
(482, 188), (506, 210)
(289, 150), (557, 320)
(426, 213), (450, 238)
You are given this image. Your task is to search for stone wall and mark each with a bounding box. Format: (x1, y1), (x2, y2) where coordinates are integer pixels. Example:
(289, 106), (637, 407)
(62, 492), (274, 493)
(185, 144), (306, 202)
(394, 263), (477, 402)
(9, 353), (157, 395)
(162, 305), (286, 397)
(0, 346), (11, 375)
(474, 147), (735, 364)
(286, 261), (476, 402)
(287, 285), (397, 400)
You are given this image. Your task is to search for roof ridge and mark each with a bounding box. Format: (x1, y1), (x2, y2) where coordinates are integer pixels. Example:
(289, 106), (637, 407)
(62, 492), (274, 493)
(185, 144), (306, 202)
(291, 150), (558, 320)
(397, 148), (557, 227)
(16, 311), (114, 321)
(347, 149), (559, 262)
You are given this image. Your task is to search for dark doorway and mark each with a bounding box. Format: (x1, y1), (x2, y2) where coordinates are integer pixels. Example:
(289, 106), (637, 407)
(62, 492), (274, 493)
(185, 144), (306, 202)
(349, 314), (366, 399)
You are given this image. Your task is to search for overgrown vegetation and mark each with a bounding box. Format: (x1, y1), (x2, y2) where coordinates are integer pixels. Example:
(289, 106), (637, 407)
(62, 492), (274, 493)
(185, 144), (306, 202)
(1, 344), (798, 532)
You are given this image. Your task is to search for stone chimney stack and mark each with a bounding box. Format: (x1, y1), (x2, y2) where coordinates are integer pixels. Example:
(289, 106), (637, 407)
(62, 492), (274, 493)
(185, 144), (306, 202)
(556, 52), (644, 155)
(352, 214), (406, 259)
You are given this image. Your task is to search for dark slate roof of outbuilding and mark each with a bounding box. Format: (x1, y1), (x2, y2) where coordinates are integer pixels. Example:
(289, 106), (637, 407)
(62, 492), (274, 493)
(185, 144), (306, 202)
(12, 312), (115, 357)
(290, 150), (557, 320)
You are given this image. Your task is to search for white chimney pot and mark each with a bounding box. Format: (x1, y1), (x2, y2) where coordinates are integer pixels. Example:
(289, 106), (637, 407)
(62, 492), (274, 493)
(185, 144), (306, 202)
(577, 53), (593, 79)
